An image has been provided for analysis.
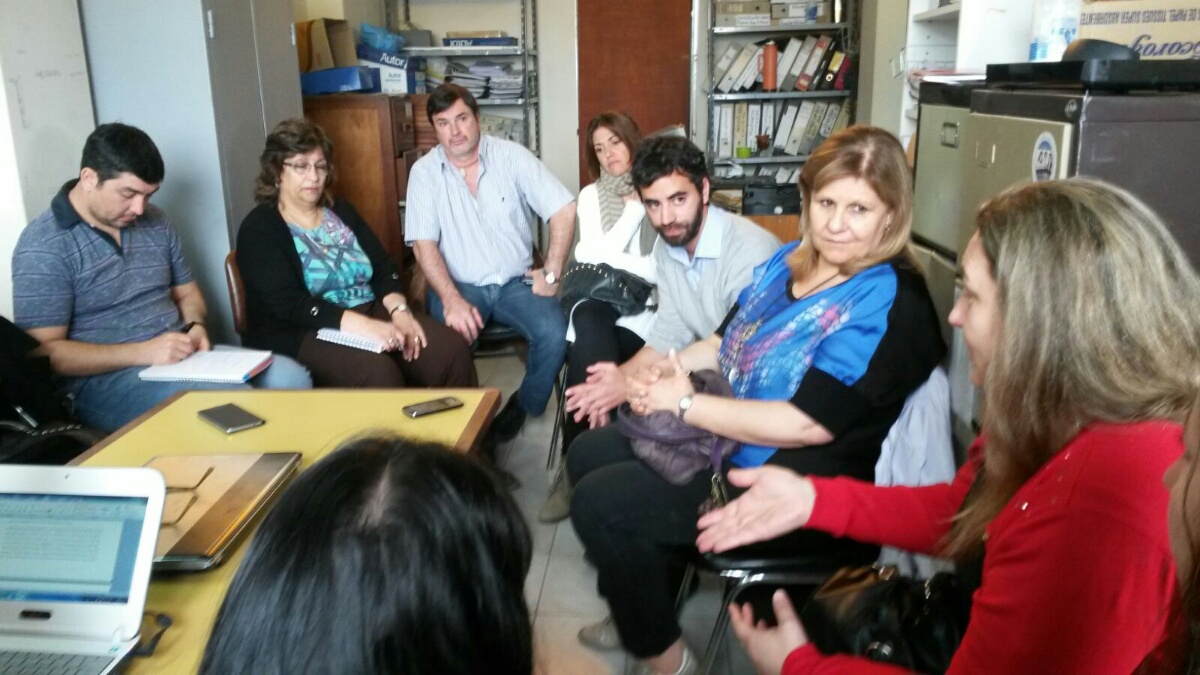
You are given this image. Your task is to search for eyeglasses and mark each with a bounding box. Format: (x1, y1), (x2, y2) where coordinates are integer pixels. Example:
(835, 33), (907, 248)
(282, 161), (330, 176)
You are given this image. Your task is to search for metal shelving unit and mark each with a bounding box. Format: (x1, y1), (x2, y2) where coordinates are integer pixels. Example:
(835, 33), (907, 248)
(713, 90), (852, 102)
(391, 0), (540, 156)
(712, 22), (847, 35)
(700, 2), (859, 184)
(713, 155), (809, 166)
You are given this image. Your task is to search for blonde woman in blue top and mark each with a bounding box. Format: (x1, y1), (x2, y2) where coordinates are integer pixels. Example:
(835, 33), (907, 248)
(568, 126), (946, 675)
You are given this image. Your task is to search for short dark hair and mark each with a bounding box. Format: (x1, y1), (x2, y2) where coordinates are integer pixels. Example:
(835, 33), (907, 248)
(80, 123), (164, 185)
(584, 111), (643, 180)
(200, 436), (534, 675)
(426, 82), (480, 124)
(255, 118), (335, 206)
(630, 136), (708, 196)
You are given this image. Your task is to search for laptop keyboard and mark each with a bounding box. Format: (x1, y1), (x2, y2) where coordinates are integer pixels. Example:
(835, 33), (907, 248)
(0, 650), (114, 675)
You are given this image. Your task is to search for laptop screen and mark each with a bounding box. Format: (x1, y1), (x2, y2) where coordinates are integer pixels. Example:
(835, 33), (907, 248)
(0, 494), (148, 604)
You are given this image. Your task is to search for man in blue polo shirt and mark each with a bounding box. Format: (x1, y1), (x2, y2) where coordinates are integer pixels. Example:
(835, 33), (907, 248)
(12, 123), (312, 432)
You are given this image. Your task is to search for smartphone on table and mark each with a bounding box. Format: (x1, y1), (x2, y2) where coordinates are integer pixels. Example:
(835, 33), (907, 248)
(198, 403), (266, 433)
(403, 396), (465, 418)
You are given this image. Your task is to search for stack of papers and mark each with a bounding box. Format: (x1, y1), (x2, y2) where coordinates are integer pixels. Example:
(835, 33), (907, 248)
(480, 114), (524, 144)
(425, 58), (524, 101)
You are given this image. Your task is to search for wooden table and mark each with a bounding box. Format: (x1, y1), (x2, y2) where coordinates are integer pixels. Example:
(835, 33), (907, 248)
(71, 388), (499, 674)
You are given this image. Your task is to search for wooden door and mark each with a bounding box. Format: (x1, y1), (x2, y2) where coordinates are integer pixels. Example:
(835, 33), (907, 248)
(577, 0), (693, 185)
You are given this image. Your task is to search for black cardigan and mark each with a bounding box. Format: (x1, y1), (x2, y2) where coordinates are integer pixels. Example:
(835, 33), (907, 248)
(235, 199), (406, 357)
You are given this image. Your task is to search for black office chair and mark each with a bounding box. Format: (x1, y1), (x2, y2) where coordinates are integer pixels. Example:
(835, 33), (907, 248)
(677, 544), (878, 673)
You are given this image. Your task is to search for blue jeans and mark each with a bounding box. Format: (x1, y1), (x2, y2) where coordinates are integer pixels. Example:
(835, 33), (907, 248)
(427, 277), (567, 416)
(67, 349), (312, 432)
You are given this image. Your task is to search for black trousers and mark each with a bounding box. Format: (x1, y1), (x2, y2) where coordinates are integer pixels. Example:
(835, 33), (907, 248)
(296, 301), (477, 389)
(562, 300), (645, 454)
(567, 426), (878, 658)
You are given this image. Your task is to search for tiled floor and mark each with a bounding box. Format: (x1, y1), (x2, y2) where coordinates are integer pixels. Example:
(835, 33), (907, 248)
(476, 356), (757, 675)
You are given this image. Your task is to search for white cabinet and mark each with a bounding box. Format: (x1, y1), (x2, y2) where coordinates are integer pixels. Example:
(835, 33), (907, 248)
(898, 0), (1034, 144)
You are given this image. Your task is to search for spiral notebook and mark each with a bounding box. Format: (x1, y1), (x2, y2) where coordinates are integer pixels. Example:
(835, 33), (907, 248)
(138, 349), (274, 383)
(316, 328), (387, 353)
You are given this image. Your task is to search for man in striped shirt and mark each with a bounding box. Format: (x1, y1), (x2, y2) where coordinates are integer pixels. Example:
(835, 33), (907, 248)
(406, 83), (576, 443)
(12, 123), (312, 432)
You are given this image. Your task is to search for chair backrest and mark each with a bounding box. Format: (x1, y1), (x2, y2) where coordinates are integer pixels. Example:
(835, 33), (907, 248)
(224, 251), (247, 336)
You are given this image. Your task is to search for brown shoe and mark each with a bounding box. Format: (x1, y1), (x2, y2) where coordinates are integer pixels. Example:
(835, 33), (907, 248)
(537, 464), (571, 523)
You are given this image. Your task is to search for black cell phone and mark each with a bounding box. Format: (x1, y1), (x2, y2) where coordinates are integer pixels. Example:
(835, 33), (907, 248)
(402, 396), (464, 418)
(198, 403), (266, 434)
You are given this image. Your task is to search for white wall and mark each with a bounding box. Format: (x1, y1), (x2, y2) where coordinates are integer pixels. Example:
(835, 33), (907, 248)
(293, 0), (386, 38)
(0, 66), (23, 320)
(0, 0), (95, 317)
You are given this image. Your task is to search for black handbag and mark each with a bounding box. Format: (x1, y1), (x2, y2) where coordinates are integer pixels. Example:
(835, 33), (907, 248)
(799, 563), (972, 674)
(559, 262), (654, 317)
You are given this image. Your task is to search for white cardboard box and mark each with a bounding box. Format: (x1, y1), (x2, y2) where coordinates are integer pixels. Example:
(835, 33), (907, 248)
(1080, 0), (1200, 59)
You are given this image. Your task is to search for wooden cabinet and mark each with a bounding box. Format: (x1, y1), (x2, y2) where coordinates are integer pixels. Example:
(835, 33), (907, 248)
(303, 94), (416, 270)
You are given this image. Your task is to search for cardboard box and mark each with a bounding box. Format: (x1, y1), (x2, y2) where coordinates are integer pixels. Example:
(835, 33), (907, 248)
(296, 19), (357, 72)
(715, 13), (772, 27)
(300, 66), (380, 96)
(356, 45), (426, 95)
(810, 0), (834, 21)
(1080, 0), (1200, 59)
(716, 1), (770, 13)
(772, 2), (810, 18)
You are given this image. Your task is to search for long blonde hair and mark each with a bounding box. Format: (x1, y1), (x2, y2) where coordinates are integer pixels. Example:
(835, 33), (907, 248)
(787, 125), (917, 283)
(942, 178), (1200, 559)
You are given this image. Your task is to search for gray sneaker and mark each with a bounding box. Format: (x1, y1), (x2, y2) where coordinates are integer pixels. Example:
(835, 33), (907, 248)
(577, 615), (622, 652)
(537, 464), (571, 523)
(626, 644), (700, 675)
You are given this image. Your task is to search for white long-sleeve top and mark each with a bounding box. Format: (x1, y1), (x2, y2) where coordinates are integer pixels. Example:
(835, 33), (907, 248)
(566, 183), (657, 342)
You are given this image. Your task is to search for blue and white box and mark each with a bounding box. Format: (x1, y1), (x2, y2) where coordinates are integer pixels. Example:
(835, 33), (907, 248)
(356, 45), (426, 94)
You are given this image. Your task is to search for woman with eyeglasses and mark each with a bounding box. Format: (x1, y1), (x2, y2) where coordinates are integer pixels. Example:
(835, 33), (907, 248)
(235, 118), (475, 389)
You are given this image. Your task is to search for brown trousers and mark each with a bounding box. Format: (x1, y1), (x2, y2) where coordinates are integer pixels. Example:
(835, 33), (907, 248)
(296, 301), (477, 388)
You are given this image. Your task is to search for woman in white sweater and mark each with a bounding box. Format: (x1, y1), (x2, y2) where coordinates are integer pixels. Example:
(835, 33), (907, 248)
(541, 111), (658, 522)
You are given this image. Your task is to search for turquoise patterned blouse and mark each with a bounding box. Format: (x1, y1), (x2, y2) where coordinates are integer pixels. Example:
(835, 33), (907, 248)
(288, 208), (375, 308)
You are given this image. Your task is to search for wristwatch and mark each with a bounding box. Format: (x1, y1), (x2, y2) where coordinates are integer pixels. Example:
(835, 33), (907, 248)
(543, 270), (559, 285)
(677, 394), (694, 419)
(389, 302), (409, 316)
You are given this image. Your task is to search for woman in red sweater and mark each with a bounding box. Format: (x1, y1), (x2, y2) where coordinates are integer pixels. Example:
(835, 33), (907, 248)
(696, 178), (1200, 674)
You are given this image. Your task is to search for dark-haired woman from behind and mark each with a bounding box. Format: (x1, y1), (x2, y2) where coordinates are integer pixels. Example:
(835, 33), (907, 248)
(236, 118), (476, 389)
(200, 436), (534, 674)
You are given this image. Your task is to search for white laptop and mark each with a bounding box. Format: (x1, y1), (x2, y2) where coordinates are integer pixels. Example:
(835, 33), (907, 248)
(0, 466), (164, 675)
